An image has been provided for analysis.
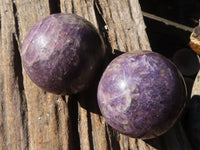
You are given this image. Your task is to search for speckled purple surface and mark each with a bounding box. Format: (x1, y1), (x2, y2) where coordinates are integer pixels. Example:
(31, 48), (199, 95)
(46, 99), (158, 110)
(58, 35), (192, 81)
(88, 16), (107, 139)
(21, 13), (105, 94)
(97, 51), (187, 139)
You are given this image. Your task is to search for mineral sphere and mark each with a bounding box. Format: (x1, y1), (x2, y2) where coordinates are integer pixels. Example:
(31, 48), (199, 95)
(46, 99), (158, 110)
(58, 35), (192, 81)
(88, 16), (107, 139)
(97, 51), (187, 139)
(21, 13), (105, 94)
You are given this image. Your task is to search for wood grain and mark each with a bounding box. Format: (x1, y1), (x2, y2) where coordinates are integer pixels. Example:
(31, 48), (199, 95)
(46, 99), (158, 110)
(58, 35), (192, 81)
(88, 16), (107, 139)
(0, 0), (192, 150)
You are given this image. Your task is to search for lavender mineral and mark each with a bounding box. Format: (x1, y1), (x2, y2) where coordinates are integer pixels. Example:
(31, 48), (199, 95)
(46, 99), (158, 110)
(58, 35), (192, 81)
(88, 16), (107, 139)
(97, 51), (187, 139)
(21, 13), (105, 94)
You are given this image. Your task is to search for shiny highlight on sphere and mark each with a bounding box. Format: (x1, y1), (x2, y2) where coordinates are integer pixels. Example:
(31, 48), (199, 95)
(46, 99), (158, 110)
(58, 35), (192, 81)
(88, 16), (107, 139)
(97, 51), (187, 139)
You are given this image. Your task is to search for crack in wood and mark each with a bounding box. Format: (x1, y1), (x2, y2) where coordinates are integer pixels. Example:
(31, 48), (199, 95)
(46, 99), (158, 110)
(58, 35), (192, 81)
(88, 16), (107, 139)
(12, 1), (20, 39)
(68, 95), (81, 150)
(94, 0), (112, 54)
(48, 0), (61, 14)
(106, 124), (121, 150)
(87, 111), (94, 150)
(12, 1), (29, 147)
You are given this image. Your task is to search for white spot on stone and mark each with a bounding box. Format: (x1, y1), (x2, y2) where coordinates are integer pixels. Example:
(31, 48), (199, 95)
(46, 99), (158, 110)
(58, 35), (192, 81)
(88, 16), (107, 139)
(104, 25), (108, 30)
(37, 35), (48, 49)
(119, 80), (127, 90)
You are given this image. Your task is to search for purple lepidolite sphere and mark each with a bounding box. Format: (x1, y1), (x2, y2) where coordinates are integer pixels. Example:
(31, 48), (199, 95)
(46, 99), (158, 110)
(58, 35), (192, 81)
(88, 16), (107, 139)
(97, 51), (187, 139)
(21, 13), (105, 94)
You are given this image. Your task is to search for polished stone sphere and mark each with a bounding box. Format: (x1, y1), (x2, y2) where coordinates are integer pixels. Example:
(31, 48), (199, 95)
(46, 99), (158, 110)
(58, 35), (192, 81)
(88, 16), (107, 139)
(21, 13), (105, 94)
(97, 51), (187, 139)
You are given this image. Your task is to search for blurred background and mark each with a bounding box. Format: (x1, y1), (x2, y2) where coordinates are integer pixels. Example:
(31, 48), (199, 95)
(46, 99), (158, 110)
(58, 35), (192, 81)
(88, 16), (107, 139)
(140, 0), (200, 57)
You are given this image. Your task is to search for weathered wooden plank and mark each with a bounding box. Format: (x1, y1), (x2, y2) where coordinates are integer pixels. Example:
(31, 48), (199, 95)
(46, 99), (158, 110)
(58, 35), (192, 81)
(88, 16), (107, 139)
(60, 0), (153, 149)
(0, 0), (28, 149)
(95, 0), (151, 52)
(0, 6), (4, 150)
(14, 1), (71, 150)
(14, 1), (63, 150)
(60, 1), (109, 149)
